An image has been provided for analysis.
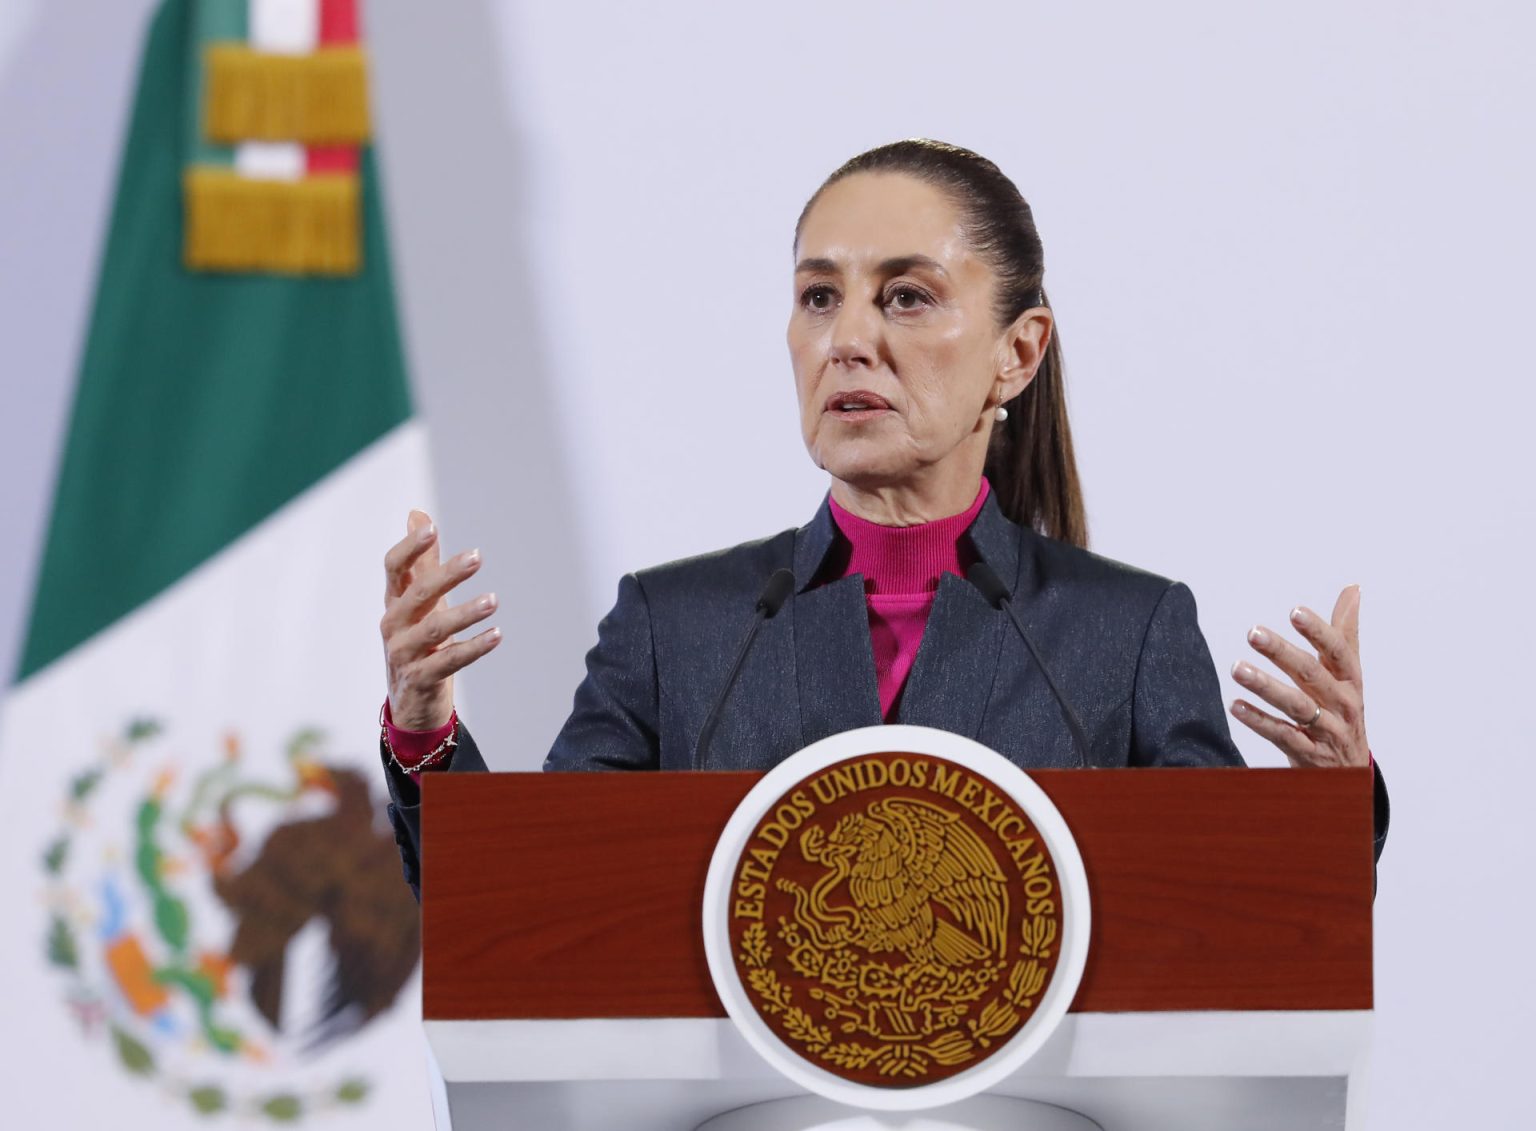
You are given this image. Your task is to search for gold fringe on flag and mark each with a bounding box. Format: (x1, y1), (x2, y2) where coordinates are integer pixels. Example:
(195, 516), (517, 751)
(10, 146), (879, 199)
(184, 167), (361, 276)
(203, 44), (371, 145)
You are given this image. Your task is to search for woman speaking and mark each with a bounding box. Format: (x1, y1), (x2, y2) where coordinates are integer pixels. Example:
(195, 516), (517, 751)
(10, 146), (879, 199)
(375, 140), (1388, 895)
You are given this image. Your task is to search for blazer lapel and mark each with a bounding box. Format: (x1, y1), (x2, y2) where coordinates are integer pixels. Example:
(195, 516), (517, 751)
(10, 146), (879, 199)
(790, 496), (882, 748)
(890, 489), (1027, 738)
(965, 489), (1026, 595)
(785, 487), (1029, 750)
(895, 572), (1006, 737)
(792, 576), (883, 747)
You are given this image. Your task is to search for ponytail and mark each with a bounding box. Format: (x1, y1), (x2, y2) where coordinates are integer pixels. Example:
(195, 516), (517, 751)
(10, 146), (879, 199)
(986, 290), (1087, 547)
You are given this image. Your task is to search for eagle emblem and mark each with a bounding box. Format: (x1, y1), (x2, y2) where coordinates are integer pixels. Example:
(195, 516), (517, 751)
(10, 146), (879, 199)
(728, 753), (1065, 1086)
(786, 799), (1009, 970)
(38, 718), (418, 1121)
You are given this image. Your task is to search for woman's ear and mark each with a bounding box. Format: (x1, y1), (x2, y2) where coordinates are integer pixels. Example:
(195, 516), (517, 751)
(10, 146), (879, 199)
(997, 307), (1054, 403)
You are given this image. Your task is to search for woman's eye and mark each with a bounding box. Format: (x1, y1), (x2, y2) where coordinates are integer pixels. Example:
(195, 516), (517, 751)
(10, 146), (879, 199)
(800, 285), (837, 311)
(886, 286), (930, 311)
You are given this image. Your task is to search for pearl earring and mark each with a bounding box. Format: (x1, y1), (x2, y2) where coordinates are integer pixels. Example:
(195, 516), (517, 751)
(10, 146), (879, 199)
(995, 406), (1009, 422)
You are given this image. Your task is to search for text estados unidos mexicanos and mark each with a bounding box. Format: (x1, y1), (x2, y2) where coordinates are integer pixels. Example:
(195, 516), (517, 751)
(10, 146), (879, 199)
(732, 757), (1055, 922)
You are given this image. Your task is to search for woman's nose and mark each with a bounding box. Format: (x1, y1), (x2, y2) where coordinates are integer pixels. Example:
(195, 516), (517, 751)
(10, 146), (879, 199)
(828, 302), (879, 369)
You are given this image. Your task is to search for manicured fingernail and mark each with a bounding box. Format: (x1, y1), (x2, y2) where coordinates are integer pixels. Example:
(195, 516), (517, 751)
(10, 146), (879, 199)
(1232, 661), (1262, 684)
(487, 627), (503, 643)
(1232, 701), (1250, 715)
(1247, 626), (1269, 646)
(418, 523), (436, 543)
(463, 548), (481, 566)
(1290, 607), (1309, 626)
(479, 593), (497, 611)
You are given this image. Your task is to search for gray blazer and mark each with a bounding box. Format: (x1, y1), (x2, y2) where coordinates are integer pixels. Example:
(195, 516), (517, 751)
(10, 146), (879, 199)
(383, 490), (1389, 898)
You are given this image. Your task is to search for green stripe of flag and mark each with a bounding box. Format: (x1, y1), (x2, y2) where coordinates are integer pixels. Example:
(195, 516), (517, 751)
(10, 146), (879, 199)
(18, 0), (412, 680)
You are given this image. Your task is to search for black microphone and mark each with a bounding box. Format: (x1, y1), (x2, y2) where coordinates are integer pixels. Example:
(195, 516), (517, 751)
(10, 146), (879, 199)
(967, 561), (1093, 769)
(694, 568), (796, 769)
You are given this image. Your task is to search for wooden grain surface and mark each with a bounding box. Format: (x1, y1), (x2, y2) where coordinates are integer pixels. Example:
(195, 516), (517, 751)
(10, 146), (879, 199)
(420, 768), (1373, 1020)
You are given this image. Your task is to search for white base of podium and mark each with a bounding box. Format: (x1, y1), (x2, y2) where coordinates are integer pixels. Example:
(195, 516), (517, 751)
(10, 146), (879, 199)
(696, 1095), (1100, 1131)
(425, 1010), (1372, 1131)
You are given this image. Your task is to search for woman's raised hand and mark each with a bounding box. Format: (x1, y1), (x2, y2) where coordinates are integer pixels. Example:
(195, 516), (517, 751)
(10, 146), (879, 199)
(1229, 584), (1371, 769)
(381, 509), (502, 731)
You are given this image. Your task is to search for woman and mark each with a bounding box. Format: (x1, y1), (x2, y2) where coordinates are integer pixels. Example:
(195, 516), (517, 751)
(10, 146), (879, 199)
(376, 140), (1388, 897)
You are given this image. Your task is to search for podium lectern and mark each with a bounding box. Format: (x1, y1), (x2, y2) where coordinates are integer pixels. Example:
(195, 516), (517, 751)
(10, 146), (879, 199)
(419, 768), (1373, 1131)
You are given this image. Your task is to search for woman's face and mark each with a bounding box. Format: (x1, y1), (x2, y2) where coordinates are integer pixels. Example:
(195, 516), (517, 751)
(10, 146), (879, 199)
(787, 172), (1048, 501)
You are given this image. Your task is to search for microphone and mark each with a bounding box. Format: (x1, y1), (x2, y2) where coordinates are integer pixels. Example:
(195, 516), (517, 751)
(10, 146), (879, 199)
(966, 562), (1093, 768)
(694, 568), (796, 769)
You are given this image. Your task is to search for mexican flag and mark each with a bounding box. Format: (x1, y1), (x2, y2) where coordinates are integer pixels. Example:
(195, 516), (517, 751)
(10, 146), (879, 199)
(0, 1), (440, 1126)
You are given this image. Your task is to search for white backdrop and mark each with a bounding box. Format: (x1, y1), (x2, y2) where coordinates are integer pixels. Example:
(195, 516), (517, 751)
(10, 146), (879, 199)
(2, 1), (1533, 1126)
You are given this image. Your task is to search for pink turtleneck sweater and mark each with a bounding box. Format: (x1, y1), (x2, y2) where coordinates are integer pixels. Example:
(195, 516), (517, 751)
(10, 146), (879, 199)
(827, 480), (989, 719)
(386, 481), (990, 774)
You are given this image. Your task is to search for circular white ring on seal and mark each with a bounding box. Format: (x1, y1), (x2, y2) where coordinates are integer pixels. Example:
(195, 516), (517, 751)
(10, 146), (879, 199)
(702, 724), (1092, 1111)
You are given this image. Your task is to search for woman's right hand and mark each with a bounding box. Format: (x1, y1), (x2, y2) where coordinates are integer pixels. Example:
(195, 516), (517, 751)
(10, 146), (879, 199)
(381, 509), (502, 731)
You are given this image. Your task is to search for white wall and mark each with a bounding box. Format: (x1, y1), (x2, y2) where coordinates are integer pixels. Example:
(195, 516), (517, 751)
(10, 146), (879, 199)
(3, 1), (1533, 1125)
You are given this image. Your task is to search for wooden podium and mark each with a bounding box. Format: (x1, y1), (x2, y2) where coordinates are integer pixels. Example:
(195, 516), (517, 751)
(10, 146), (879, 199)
(418, 768), (1374, 1131)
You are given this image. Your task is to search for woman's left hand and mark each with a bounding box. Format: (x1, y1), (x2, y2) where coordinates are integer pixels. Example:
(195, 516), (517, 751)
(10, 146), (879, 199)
(1229, 584), (1370, 768)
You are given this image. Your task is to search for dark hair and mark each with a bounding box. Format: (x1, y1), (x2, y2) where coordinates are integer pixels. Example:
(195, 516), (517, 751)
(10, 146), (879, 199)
(795, 139), (1088, 548)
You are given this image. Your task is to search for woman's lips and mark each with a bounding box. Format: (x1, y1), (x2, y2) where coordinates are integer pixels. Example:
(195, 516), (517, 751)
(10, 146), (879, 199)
(824, 390), (893, 420)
